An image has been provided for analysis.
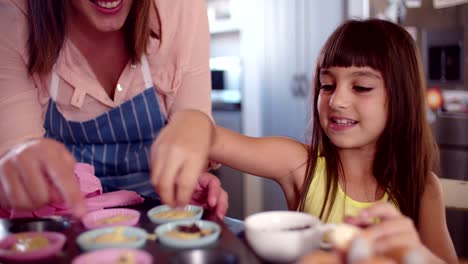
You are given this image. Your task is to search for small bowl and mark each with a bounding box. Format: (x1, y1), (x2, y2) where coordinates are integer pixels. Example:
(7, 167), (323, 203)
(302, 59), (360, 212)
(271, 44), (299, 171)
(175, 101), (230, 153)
(245, 211), (322, 263)
(155, 220), (221, 249)
(81, 208), (140, 229)
(76, 226), (147, 251)
(0, 231), (66, 262)
(72, 248), (153, 264)
(147, 205), (203, 224)
(168, 249), (238, 264)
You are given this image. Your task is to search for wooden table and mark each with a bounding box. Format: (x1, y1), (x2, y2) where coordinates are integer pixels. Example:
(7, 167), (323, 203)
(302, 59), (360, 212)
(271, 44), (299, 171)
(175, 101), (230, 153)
(0, 199), (262, 263)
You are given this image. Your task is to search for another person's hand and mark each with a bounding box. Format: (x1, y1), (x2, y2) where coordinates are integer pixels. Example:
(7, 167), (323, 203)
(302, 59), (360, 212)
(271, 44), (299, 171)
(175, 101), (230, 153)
(150, 110), (214, 207)
(189, 172), (228, 219)
(0, 139), (85, 216)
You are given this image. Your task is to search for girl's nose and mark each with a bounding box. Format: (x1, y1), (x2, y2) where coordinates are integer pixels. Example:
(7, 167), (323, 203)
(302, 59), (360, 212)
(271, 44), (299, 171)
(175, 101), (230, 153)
(329, 87), (350, 110)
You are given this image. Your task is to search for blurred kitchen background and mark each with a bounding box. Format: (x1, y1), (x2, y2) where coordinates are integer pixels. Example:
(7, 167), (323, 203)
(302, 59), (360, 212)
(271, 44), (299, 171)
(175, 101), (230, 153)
(206, 0), (468, 257)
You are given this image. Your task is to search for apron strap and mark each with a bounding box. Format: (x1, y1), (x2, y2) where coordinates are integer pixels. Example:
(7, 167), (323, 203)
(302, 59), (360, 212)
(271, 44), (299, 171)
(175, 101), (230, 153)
(50, 69), (59, 101)
(140, 54), (153, 89)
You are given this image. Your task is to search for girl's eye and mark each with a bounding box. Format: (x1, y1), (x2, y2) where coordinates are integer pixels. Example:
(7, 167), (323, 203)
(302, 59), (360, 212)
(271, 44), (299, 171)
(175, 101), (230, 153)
(320, 84), (335, 91)
(353, 86), (373, 92)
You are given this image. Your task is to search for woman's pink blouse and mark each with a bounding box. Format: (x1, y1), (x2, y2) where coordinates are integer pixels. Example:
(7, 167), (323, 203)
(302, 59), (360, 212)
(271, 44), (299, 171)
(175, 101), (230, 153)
(0, 0), (212, 155)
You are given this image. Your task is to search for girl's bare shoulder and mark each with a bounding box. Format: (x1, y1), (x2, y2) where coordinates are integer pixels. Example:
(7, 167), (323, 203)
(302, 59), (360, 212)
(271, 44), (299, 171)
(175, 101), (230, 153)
(423, 172), (443, 200)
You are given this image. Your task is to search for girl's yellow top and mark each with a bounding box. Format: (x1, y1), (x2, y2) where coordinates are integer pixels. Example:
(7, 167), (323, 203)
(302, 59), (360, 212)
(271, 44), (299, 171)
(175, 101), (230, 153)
(303, 157), (397, 223)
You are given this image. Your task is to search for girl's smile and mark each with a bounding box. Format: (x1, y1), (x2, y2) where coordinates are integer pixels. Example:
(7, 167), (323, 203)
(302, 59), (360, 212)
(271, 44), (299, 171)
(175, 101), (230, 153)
(329, 116), (359, 132)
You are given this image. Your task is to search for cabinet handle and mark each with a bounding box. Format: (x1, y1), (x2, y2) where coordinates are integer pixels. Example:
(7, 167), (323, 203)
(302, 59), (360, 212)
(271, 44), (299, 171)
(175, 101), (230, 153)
(291, 73), (309, 98)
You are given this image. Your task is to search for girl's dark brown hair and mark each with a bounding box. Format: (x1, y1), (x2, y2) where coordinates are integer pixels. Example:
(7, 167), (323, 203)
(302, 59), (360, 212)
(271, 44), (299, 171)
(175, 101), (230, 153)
(298, 19), (438, 227)
(27, 0), (152, 75)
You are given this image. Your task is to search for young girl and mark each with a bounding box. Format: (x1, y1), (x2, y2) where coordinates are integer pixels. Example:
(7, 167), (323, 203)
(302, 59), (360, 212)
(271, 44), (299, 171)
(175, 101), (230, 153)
(155, 19), (457, 262)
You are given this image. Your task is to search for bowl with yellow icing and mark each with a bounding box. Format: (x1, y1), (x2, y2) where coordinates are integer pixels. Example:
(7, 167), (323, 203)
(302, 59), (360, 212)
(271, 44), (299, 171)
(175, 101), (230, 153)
(0, 231), (66, 261)
(147, 205), (203, 224)
(155, 220), (221, 249)
(76, 226), (147, 251)
(82, 208), (140, 229)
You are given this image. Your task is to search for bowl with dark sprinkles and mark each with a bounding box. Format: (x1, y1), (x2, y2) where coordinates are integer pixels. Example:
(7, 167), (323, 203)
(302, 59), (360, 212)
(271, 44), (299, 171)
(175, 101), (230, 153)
(155, 220), (221, 249)
(245, 211), (323, 263)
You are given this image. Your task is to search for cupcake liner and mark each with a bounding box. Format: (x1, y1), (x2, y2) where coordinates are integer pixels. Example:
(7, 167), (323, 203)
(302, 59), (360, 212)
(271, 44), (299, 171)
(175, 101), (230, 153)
(0, 231), (66, 261)
(155, 220), (221, 249)
(76, 226), (148, 251)
(82, 208), (140, 229)
(147, 205), (203, 224)
(72, 248), (153, 264)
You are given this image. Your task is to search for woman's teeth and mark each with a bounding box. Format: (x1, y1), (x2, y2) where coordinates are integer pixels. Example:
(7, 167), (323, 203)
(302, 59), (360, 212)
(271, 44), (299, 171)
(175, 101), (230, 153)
(95, 0), (121, 9)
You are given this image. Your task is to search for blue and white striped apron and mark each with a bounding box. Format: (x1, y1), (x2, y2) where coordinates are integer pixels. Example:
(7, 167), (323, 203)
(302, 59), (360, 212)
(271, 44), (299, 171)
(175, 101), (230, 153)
(44, 55), (165, 199)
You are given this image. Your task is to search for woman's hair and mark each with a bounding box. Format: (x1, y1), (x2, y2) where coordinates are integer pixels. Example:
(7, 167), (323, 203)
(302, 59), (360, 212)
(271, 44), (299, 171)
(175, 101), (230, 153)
(298, 19), (438, 227)
(27, 0), (153, 75)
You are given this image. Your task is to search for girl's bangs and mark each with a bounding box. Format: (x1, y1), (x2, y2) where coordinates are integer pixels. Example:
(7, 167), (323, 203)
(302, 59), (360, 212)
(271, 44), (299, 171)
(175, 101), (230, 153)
(319, 21), (388, 72)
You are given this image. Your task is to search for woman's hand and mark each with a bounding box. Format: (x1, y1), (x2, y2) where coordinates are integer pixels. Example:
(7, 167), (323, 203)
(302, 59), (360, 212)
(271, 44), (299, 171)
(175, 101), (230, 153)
(189, 172), (228, 219)
(150, 110), (214, 207)
(0, 139), (86, 216)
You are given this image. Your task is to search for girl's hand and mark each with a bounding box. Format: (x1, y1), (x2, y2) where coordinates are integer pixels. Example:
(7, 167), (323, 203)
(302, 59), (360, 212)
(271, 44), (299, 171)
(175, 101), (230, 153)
(357, 203), (422, 254)
(0, 139), (86, 216)
(189, 172), (228, 219)
(150, 110), (214, 207)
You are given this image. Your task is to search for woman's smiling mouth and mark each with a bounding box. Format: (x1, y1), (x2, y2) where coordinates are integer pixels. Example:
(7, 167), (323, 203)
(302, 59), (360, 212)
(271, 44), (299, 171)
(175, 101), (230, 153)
(88, 0), (123, 13)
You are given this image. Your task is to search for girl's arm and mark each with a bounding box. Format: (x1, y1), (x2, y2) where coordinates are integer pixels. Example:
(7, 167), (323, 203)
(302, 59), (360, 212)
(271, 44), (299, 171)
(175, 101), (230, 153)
(210, 126), (309, 208)
(417, 172), (458, 263)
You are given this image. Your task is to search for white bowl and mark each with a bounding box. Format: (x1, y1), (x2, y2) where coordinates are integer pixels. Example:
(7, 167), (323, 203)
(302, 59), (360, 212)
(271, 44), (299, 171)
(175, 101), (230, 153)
(245, 211), (322, 263)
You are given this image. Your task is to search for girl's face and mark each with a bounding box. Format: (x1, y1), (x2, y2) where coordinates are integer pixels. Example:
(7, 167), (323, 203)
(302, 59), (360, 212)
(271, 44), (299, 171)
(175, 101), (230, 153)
(317, 66), (388, 151)
(68, 0), (134, 32)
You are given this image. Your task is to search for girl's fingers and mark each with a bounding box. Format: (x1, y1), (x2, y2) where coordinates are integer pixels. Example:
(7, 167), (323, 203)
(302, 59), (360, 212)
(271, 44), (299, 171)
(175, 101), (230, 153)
(373, 233), (418, 254)
(153, 151), (181, 207)
(216, 189), (229, 219)
(359, 202), (401, 221)
(198, 172), (221, 208)
(175, 160), (203, 206)
(363, 217), (414, 242)
(188, 190), (205, 205)
(360, 214), (421, 258)
(150, 144), (163, 188)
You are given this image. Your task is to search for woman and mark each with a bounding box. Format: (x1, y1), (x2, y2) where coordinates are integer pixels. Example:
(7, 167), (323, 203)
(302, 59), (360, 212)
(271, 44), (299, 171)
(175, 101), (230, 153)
(0, 0), (226, 218)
